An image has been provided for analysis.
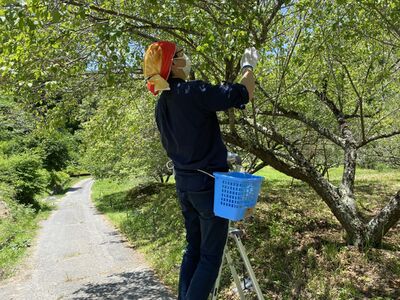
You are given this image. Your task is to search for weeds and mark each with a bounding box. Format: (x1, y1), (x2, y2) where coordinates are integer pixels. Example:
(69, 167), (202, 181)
(0, 201), (50, 279)
(92, 168), (400, 299)
(0, 177), (87, 280)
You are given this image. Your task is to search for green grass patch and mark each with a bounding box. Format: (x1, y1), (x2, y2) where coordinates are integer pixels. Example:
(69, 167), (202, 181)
(91, 178), (184, 291)
(92, 168), (400, 299)
(0, 176), (89, 280)
(0, 198), (52, 280)
(35, 174), (91, 201)
(256, 165), (400, 184)
(255, 166), (293, 182)
(69, 175), (91, 187)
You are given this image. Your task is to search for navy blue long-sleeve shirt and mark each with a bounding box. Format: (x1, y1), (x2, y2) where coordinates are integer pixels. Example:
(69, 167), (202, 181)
(155, 78), (249, 190)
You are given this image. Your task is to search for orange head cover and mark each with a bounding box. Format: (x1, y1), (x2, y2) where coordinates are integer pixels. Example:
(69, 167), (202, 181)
(143, 41), (176, 95)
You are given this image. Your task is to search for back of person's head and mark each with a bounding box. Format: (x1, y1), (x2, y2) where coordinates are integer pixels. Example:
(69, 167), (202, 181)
(143, 41), (191, 95)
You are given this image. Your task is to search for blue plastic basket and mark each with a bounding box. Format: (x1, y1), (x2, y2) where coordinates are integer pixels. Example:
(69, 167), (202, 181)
(213, 172), (264, 221)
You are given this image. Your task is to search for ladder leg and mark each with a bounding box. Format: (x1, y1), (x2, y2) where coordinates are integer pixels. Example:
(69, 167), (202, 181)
(211, 246), (246, 300)
(232, 234), (265, 300)
(225, 250), (246, 300)
(210, 221), (231, 300)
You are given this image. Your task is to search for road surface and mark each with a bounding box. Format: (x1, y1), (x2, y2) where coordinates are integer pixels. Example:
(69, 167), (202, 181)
(0, 178), (174, 300)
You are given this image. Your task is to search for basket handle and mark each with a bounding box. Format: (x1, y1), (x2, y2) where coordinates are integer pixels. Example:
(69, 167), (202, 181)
(196, 169), (215, 179)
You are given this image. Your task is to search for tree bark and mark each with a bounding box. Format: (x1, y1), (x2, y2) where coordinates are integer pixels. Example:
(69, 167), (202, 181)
(366, 190), (400, 246)
(226, 130), (400, 247)
(307, 177), (366, 246)
(223, 132), (368, 245)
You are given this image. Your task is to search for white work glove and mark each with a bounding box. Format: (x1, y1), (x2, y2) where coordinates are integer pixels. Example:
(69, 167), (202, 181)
(240, 47), (259, 70)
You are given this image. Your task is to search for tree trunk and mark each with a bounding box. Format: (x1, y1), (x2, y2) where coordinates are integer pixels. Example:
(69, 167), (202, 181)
(366, 190), (400, 247)
(223, 132), (366, 245)
(223, 131), (400, 249)
(307, 178), (366, 246)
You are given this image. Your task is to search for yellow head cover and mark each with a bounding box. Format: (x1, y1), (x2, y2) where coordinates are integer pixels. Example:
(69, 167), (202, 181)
(143, 41), (176, 95)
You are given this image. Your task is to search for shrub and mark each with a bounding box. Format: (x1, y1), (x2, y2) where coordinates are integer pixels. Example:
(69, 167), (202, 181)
(65, 163), (89, 176)
(49, 171), (70, 194)
(36, 133), (72, 171)
(0, 153), (48, 205)
(0, 139), (26, 156)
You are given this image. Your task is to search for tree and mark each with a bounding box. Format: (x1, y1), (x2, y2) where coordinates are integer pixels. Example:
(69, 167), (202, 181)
(81, 86), (171, 181)
(1, 0), (399, 247)
(221, 0), (400, 247)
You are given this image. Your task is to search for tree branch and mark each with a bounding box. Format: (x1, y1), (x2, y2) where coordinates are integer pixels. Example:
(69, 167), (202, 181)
(360, 2), (400, 40)
(258, 107), (345, 148)
(64, 0), (225, 78)
(239, 118), (332, 184)
(310, 83), (358, 195)
(300, 87), (342, 118)
(250, 161), (268, 174)
(222, 129), (364, 243)
(340, 62), (366, 142)
(63, 0), (203, 36)
(314, 85), (342, 117)
(357, 130), (400, 148)
(256, 0), (286, 46)
(303, 86), (357, 195)
(273, 22), (303, 111)
(367, 190), (400, 246)
(222, 132), (309, 182)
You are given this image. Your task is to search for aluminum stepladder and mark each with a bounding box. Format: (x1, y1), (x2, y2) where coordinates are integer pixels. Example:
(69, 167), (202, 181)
(210, 153), (265, 300)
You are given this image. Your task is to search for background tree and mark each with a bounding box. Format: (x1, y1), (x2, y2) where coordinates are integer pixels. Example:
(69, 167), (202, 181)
(81, 85), (171, 181)
(1, 0), (399, 247)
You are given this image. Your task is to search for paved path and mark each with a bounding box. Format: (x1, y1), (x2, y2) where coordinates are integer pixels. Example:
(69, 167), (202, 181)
(0, 179), (174, 300)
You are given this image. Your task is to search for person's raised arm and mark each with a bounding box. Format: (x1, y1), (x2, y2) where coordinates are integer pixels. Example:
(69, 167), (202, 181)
(239, 47), (258, 101)
(198, 47), (258, 112)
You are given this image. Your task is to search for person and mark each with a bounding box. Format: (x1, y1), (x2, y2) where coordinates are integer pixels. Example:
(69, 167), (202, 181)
(143, 41), (258, 300)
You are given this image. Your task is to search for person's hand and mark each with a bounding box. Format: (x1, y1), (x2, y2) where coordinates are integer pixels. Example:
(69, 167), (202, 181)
(240, 47), (259, 70)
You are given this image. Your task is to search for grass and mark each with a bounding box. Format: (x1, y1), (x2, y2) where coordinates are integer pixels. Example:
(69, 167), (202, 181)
(69, 175), (91, 188)
(0, 175), (89, 280)
(91, 177), (185, 289)
(92, 167), (400, 299)
(0, 198), (52, 280)
(35, 175), (91, 201)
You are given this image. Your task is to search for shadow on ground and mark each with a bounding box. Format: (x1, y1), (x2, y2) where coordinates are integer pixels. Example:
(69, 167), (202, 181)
(66, 187), (82, 193)
(71, 270), (174, 299)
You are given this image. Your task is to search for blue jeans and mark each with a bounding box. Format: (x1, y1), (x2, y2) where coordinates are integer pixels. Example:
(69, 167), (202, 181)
(176, 188), (229, 300)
